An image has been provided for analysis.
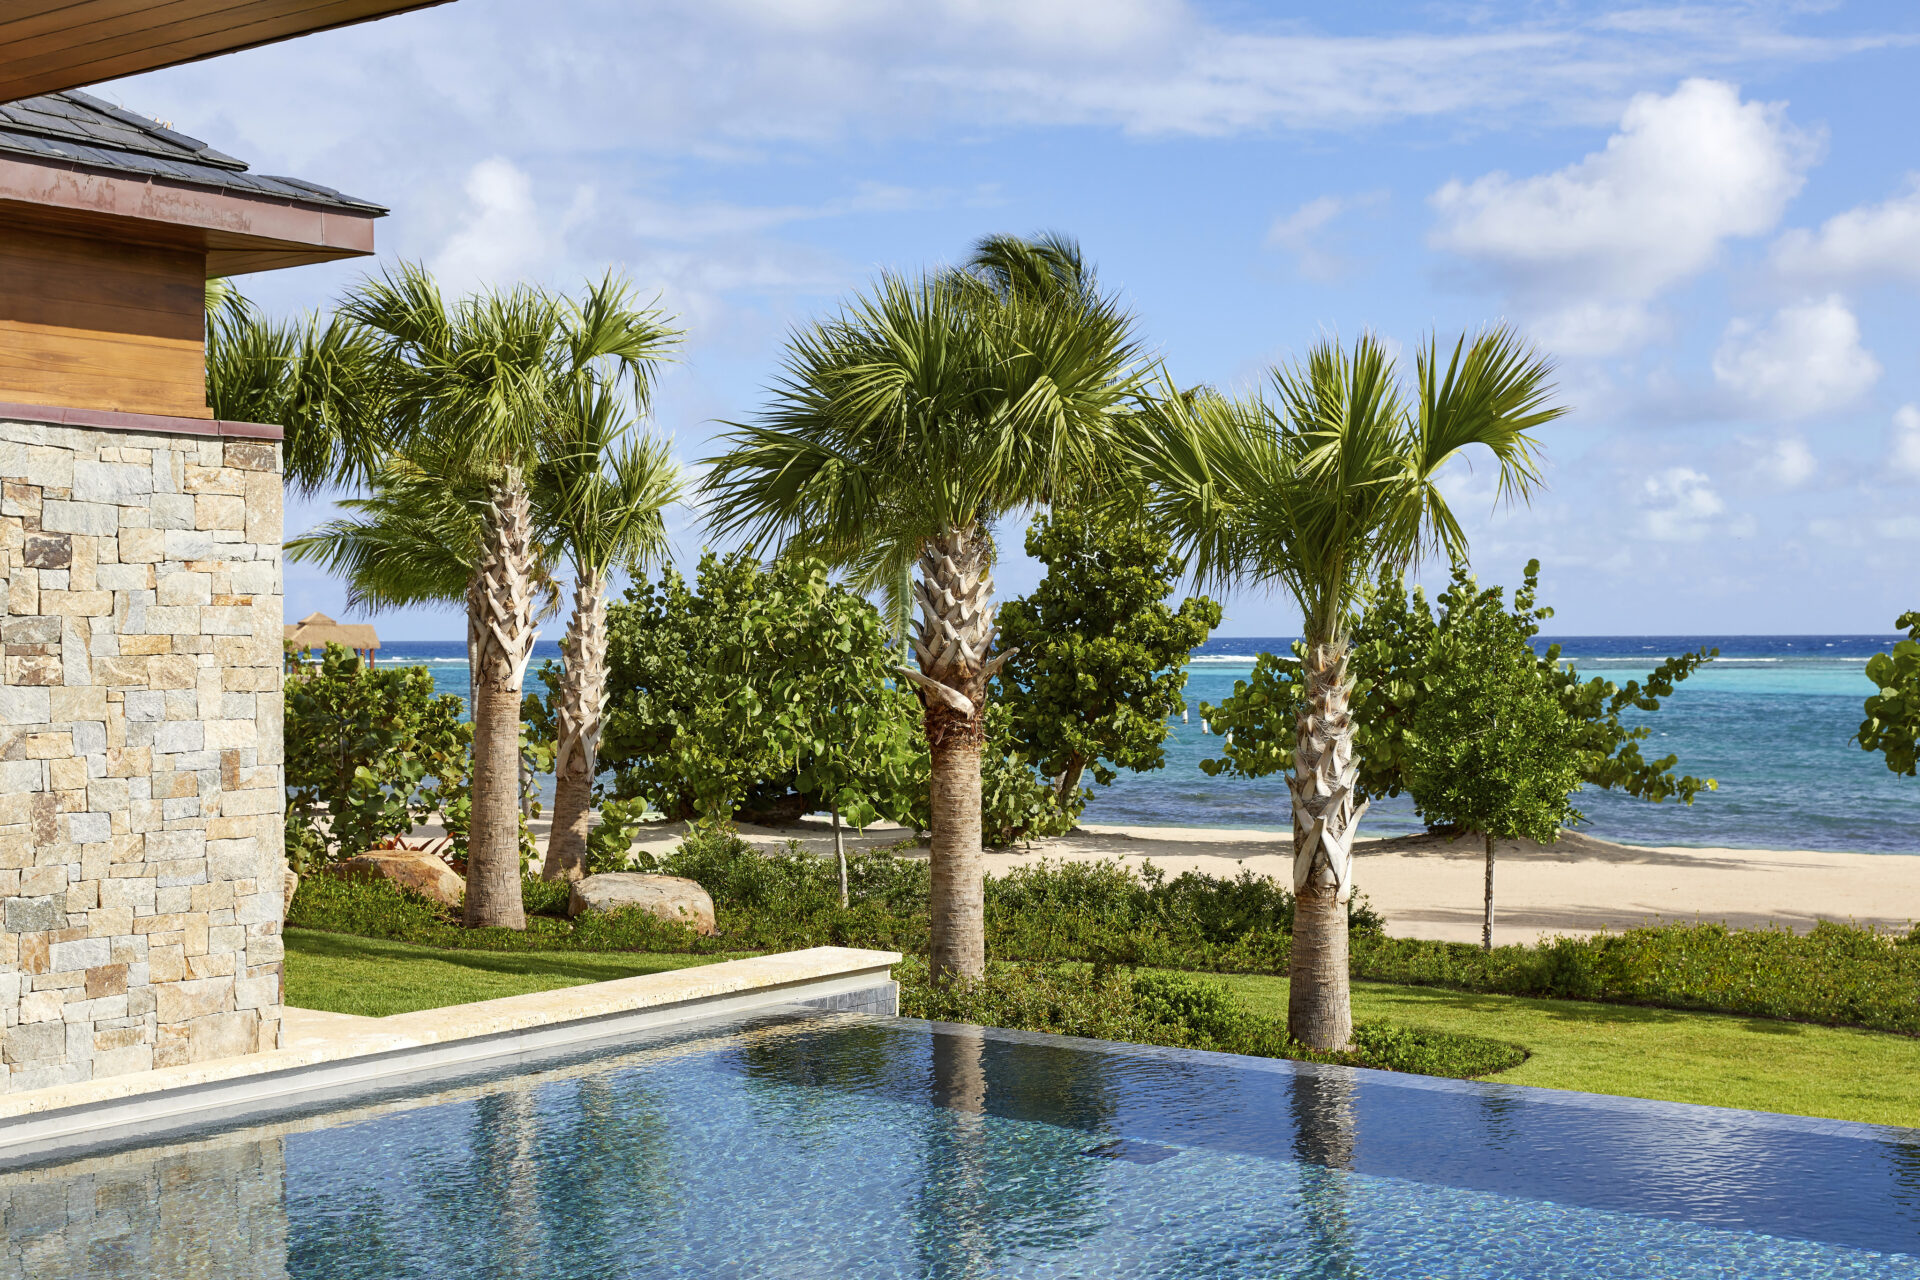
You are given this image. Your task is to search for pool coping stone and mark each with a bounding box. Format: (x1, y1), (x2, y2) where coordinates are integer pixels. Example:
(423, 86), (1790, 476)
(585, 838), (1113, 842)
(0, 946), (899, 1165)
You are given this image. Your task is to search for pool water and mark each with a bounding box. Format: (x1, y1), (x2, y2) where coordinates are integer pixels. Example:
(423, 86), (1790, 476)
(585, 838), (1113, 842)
(11, 1017), (1916, 1278)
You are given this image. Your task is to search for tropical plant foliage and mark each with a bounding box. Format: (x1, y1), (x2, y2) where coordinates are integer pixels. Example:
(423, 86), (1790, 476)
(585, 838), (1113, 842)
(287, 266), (677, 929)
(898, 961), (1525, 1078)
(995, 498), (1221, 803)
(1127, 328), (1566, 1050)
(1858, 611), (1920, 777)
(594, 552), (926, 825)
(699, 233), (1155, 980)
(1404, 571), (1586, 842)
(1197, 561), (1716, 816)
(701, 237), (1150, 621)
(204, 280), (388, 496)
(283, 644), (470, 873)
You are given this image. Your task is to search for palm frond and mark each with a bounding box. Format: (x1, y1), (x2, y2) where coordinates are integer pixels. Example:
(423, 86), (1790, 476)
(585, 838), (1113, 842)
(204, 281), (390, 496)
(702, 242), (1152, 583)
(1132, 328), (1566, 647)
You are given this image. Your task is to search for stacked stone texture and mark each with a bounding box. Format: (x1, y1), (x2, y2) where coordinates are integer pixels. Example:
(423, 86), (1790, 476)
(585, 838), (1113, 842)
(0, 419), (285, 1091)
(0, 1131), (289, 1277)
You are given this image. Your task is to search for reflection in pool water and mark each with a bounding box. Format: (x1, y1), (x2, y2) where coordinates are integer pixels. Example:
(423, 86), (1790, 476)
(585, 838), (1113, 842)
(3, 1016), (1917, 1278)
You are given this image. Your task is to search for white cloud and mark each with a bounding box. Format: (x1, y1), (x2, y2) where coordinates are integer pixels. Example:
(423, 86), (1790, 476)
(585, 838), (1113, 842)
(1265, 192), (1386, 280)
(1429, 79), (1818, 355)
(1750, 434), (1818, 488)
(429, 158), (593, 291)
(109, 3), (1904, 175)
(1711, 295), (1880, 420)
(1638, 466), (1730, 541)
(1772, 175), (1920, 284)
(1876, 516), (1920, 539)
(1888, 405), (1920, 481)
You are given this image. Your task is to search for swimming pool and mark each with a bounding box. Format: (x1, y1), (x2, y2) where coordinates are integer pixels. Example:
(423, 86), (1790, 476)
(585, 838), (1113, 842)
(5, 1014), (1917, 1278)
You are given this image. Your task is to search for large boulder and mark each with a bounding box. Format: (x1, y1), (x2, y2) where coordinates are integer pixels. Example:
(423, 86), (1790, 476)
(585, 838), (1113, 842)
(568, 873), (716, 936)
(331, 849), (466, 907)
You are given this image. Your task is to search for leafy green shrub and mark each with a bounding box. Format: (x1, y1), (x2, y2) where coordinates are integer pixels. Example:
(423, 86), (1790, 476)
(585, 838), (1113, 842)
(899, 960), (1525, 1079)
(1198, 561), (1715, 812)
(994, 497), (1221, 809)
(1352, 920), (1920, 1036)
(290, 831), (1920, 1040)
(594, 553), (923, 825)
(284, 644), (470, 872)
(289, 870), (715, 954)
(583, 795), (651, 875)
(289, 830), (1354, 967)
(1859, 610), (1920, 777)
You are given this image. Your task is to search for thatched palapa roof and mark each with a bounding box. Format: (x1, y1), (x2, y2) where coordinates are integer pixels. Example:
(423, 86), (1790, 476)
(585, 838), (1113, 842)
(284, 611), (380, 654)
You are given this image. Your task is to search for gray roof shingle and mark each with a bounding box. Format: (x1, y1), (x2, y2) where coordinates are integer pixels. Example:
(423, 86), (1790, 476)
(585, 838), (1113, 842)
(0, 90), (385, 215)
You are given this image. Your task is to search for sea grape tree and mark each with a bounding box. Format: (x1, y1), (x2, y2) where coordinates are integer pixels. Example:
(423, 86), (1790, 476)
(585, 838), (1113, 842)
(1197, 560), (1717, 814)
(1859, 612), (1920, 777)
(995, 498), (1221, 805)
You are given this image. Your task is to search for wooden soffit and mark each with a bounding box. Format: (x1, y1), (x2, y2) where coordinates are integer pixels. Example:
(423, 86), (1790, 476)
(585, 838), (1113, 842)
(0, 2), (454, 105)
(0, 153), (377, 276)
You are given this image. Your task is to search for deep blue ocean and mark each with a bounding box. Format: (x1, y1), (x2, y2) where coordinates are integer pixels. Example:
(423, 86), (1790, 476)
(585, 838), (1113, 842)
(375, 635), (1918, 855)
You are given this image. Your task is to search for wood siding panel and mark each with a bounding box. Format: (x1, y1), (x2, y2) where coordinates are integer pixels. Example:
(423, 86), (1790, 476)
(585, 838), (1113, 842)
(0, 230), (209, 419)
(0, 1), (450, 103)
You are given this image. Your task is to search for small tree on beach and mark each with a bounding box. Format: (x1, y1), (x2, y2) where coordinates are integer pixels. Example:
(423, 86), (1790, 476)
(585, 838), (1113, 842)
(1859, 612), (1920, 778)
(1127, 331), (1563, 1050)
(701, 234), (1150, 982)
(594, 553), (924, 828)
(283, 644), (470, 874)
(1198, 561), (1717, 813)
(1404, 573), (1583, 950)
(995, 498), (1222, 806)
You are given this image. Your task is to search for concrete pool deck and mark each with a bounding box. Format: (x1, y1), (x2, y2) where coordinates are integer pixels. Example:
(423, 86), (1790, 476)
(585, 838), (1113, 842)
(0, 946), (899, 1167)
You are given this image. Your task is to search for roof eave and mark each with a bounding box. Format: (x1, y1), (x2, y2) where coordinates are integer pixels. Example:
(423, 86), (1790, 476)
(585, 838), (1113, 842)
(0, 2), (457, 106)
(0, 152), (381, 276)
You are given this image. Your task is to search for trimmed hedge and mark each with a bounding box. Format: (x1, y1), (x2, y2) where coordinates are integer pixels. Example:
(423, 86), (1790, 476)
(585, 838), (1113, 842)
(899, 960), (1526, 1079)
(1351, 922), (1920, 1036)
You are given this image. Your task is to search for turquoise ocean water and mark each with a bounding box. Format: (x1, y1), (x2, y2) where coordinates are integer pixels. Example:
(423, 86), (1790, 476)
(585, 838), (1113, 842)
(374, 635), (1917, 855)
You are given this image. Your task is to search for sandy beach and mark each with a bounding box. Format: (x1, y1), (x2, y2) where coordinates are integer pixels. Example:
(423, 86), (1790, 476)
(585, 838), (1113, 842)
(606, 817), (1920, 946)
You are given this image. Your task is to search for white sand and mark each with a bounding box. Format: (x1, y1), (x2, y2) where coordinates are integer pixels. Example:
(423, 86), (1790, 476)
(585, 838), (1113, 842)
(612, 816), (1920, 947)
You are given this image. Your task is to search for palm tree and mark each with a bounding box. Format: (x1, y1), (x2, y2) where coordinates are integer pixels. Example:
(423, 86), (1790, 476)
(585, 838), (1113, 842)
(288, 450), (492, 614)
(204, 280), (389, 496)
(331, 267), (674, 928)
(1129, 331), (1564, 1049)
(536, 382), (683, 881)
(702, 235), (1150, 981)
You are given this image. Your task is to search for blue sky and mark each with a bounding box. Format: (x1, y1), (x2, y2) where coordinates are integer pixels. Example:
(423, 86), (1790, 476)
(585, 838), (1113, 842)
(108, 0), (1920, 638)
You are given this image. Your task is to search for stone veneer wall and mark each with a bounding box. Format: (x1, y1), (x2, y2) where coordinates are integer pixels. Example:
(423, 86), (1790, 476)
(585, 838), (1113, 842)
(0, 418), (285, 1091)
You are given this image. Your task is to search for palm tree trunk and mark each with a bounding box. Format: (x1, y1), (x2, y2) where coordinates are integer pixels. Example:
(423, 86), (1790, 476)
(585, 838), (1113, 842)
(1287, 641), (1369, 1051)
(543, 570), (607, 882)
(899, 526), (1014, 984)
(465, 472), (538, 929)
(929, 737), (984, 979)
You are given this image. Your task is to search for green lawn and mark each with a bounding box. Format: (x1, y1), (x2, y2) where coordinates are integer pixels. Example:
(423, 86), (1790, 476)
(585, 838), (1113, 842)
(1211, 972), (1920, 1129)
(284, 929), (732, 1017)
(284, 931), (1920, 1127)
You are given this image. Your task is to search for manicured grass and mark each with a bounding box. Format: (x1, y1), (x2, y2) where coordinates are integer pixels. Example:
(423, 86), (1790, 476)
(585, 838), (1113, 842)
(284, 929), (1920, 1126)
(1207, 972), (1920, 1129)
(283, 929), (734, 1017)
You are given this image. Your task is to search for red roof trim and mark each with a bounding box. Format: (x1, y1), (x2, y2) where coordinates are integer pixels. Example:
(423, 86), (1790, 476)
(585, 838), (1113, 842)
(0, 400), (282, 441)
